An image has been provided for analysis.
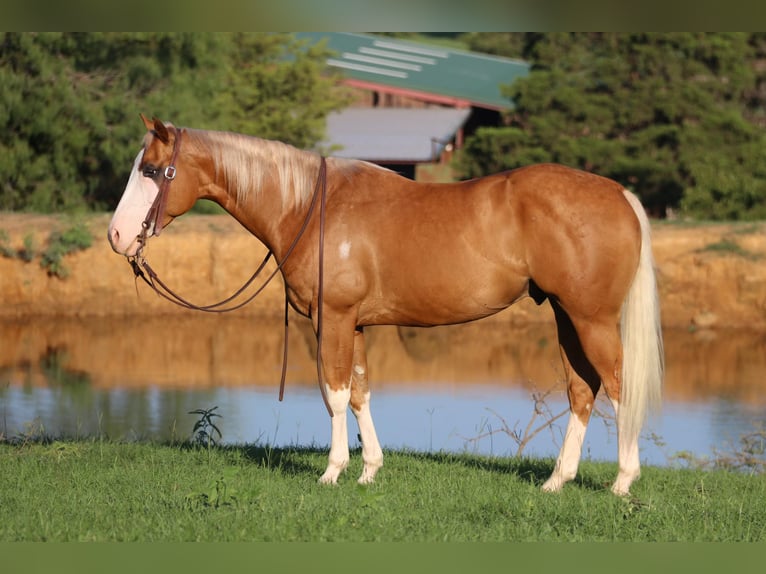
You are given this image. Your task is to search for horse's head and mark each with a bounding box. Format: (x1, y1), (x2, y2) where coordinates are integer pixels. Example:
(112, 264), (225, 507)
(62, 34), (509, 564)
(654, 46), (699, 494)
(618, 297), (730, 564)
(107, 115), (198, 257)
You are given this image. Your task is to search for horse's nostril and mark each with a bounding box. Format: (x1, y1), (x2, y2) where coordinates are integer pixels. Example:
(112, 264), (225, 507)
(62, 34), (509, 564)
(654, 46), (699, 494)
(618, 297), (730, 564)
(108, 227), (120, 247)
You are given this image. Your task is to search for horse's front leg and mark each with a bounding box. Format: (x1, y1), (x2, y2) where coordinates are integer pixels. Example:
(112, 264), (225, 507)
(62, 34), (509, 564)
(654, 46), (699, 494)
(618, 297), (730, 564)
(317, 312), (357, 485)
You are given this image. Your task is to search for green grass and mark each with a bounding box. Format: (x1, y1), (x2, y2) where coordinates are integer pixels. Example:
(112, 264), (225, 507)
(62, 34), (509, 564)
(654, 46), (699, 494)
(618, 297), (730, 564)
(1, 440), (764, 541)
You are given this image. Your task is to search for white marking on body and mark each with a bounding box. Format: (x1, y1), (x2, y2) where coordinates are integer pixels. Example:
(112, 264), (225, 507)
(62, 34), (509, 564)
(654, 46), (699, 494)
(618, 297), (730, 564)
(353, 364), (365, 375)
(350, 391), (383, 484)
(542, 413), (588, 492)
(338, 240), (351, 260)
(318, 385), (351, 484)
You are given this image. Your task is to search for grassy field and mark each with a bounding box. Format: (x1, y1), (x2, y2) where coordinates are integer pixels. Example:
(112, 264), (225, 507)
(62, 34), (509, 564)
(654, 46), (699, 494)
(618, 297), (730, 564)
(1, 439), (764, 542)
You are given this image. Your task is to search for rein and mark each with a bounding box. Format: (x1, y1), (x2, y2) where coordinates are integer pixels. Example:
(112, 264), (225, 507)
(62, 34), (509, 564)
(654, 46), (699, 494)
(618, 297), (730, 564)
(128, 137), (332, 416)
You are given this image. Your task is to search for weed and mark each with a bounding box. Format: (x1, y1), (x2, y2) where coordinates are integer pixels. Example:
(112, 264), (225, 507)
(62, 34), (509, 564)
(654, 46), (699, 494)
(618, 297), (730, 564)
(189, 406), (222, 449)
(665, 425), (766, 474)
(709, 425), (766, 473)
(185, 466), (242, 510)
(13, 417), (49, 447)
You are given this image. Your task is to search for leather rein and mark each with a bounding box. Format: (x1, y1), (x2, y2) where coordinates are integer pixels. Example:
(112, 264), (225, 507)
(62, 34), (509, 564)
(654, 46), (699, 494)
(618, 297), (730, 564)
(128, 128), (333, 416)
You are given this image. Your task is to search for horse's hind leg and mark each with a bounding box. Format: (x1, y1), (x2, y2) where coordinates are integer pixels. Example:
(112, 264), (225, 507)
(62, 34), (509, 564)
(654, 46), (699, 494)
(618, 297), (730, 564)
(563, 312), (642, 495)
(544, 300), (633, 493)
(542, 302), (603, 492)
(349, 328), (384, 484)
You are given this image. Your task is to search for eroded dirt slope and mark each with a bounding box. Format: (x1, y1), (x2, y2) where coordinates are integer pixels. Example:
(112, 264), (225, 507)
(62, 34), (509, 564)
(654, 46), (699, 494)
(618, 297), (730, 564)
(1, 214), (764, 329)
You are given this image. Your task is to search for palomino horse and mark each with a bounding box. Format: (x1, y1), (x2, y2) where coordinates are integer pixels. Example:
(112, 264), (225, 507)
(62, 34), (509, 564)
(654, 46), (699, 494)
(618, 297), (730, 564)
(108, 116), (663, 495)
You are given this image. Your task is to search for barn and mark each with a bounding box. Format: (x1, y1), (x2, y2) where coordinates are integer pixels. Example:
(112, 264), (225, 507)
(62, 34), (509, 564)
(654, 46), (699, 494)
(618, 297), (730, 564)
(296, 33), (530, 180)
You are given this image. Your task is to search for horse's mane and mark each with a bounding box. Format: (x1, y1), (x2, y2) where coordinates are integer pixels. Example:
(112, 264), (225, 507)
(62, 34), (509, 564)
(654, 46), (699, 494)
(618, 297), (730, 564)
(185, 128), (323, 208)
(183, 127), (399, 208)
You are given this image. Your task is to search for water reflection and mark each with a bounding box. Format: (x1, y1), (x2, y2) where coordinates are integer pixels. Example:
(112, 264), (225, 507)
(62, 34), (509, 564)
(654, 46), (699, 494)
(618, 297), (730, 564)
(1, 316), (764, 466)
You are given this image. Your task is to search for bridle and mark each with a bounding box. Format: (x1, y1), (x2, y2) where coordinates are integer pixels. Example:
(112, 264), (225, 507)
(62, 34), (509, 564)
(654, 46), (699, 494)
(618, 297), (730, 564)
(127, 127), (333, 416)
(138, 128), (184, 248)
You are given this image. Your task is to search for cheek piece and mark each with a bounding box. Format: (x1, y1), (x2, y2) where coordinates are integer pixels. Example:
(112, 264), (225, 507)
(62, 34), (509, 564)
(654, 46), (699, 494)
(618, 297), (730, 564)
(139, 128), (183, 249)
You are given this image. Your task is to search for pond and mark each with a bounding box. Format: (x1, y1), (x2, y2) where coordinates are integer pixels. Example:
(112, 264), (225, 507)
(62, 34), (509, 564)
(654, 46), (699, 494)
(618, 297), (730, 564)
(1, 315), (764, 468)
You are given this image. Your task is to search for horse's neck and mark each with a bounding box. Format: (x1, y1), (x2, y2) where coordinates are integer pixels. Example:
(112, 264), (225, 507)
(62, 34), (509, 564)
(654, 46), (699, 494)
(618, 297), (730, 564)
(211, 139), (320, 260)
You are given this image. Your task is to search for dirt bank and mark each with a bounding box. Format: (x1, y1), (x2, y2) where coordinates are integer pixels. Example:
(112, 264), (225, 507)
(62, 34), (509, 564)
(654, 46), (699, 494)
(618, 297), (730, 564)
(1, 214), (765, 329)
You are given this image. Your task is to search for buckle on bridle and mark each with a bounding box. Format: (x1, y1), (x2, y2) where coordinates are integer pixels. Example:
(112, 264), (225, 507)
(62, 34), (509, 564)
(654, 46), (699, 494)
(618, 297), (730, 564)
(164, 165), (177, 180)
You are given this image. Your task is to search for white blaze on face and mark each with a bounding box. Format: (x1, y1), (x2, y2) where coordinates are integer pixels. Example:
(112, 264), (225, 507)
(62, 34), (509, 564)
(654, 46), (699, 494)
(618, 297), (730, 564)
(107, 149), (160, 256)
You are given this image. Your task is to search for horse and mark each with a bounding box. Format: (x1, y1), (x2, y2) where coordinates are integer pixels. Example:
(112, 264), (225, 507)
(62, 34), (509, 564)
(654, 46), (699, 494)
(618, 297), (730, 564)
(108, 115), (663, 495)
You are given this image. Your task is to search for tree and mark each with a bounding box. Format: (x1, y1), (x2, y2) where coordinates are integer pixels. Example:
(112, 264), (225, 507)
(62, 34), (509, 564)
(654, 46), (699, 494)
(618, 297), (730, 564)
(454, 33), (766, 219)
(210, 33), (350, 149)
(0, 33), (113, 212)
(0, 33), (349, 212)
(462, 32), (527, 59)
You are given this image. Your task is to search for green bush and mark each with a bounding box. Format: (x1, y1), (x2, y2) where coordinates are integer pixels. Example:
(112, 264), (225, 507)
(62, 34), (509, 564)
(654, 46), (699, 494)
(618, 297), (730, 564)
(39, 222), (93, 278)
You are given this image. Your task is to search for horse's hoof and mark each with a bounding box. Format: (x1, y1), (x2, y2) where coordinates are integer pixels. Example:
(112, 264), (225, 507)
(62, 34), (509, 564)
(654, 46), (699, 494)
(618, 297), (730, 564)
(541, 477), (564, 493)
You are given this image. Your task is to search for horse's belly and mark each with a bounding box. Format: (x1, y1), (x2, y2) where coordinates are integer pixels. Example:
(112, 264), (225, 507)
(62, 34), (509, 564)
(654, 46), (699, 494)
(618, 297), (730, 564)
(360, 272), (528, 327)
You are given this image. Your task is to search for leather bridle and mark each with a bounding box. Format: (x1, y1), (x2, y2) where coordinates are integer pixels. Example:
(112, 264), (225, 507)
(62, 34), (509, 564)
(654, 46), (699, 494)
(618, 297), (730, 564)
(138, 128), (184, 250)
(127, 128), (332, 416)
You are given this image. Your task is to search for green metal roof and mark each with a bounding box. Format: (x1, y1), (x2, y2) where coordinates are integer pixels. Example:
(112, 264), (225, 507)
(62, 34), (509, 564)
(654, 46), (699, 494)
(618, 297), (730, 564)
(296, 33), (530, 111)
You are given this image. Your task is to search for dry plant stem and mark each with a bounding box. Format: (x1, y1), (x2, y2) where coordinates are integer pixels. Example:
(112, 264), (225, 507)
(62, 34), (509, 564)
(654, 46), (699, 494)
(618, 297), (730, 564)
(462, 383), (570, 457)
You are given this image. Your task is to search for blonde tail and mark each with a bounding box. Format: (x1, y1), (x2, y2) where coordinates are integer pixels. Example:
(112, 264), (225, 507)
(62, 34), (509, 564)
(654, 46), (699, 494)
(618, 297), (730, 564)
(620, 190), (664, 445)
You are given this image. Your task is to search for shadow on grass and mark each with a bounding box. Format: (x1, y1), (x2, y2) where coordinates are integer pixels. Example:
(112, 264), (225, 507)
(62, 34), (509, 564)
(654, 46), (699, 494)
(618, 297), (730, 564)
(168, 441), (323, 478)
(2, 435), (609, 492)
(395, 450), (611, 492)
(200, 443), (612, 492)
(236, 444), (323, 478)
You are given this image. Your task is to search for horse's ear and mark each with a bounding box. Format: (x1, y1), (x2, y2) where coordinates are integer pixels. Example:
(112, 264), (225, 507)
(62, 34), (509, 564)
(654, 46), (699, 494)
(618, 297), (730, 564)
(139, 113), (153, 131)
(151, 117), (170, 144)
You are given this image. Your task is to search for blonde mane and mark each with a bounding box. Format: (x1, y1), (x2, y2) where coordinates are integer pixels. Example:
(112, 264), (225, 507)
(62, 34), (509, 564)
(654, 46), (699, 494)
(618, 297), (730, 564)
(185, 129), (321, 208)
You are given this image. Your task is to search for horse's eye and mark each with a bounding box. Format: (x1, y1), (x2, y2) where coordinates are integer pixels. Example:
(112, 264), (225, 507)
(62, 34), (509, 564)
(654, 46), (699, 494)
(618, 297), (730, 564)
(142, 165), (159, 178)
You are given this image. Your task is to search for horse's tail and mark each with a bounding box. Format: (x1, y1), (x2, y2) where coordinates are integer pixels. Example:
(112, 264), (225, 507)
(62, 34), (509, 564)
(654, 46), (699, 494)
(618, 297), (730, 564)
(619, 190), (664, 445)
